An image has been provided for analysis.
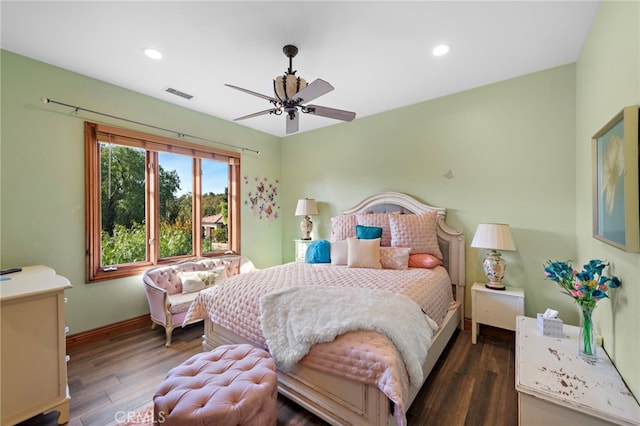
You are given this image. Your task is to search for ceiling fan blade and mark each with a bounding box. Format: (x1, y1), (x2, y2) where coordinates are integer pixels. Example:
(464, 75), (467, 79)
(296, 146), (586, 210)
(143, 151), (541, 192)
(306, 105), (356, 122)
(233, 108), (278, 121)
(293, 78), (334, 104)
(286, 112), (299, 134)
(225, 84), (278, 102)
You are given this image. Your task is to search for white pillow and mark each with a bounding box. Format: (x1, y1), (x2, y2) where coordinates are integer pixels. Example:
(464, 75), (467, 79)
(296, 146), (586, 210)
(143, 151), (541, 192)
(180, 267), (227, 294)
(207, 267), (228, 285)
(330, 240), (349, 265)
(347, 237), (382, 269)
(389, 211), (443, 258)
(180, 271), (205, 293)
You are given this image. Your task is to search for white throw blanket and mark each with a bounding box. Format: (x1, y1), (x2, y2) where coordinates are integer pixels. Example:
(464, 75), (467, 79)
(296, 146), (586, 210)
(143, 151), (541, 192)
(260, 286), (438, 385)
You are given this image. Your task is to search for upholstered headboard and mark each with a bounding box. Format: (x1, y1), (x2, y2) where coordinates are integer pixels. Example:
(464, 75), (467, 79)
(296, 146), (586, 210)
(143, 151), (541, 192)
(340, 191), (466, 312)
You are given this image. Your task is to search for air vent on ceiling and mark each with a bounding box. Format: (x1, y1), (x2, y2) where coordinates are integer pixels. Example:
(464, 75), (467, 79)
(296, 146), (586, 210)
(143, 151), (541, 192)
(164, 87), (194, 100)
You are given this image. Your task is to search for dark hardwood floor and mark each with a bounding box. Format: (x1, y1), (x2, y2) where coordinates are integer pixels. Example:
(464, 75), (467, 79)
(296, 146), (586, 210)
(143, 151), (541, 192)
(20, 323), (517, 426)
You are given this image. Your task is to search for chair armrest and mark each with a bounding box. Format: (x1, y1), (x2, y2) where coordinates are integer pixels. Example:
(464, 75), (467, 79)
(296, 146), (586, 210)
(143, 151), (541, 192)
(239, 256), (257, 274)
(144, 278), (171, 325)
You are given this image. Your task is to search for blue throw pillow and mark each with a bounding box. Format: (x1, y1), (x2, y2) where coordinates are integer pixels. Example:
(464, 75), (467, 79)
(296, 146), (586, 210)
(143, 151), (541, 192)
(305, 240), (331, 263)
(356, 225), (383, 240)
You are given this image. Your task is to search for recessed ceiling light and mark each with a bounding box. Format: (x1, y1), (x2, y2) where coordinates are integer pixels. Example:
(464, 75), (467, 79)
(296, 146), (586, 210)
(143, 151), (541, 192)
(143, 48), (163, 60)
(432, 44), (450, 57)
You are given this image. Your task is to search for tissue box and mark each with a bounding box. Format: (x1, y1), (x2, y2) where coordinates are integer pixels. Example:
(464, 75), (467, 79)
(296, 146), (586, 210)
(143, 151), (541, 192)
(536, 313), (563, 337)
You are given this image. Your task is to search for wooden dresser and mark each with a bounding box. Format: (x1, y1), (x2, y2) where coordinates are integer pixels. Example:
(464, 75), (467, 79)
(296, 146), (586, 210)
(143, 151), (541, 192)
(1, 266), (72, 425)
(515, 315), (639, 426)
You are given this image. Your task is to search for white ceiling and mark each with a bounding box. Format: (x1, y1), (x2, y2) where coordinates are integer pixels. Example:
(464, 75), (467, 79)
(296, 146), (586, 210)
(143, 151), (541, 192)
(1, 1), (599, 137)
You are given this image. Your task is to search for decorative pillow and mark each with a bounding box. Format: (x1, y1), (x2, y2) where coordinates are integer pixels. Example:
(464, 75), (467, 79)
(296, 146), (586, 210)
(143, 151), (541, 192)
(305, 240), (331, 263)
(356, 213), (395, 247)
(209, 266), (228, 285)
(380, 247), (411, 270)
(330, 240), (349, 265)
(330, 214), (357, 241)
(347, 237), (382, 269)
(389, 211), (443, 258)
(356, 224), (383, 240)
(409, 253), (443, 269)
(180, 268), (227, 294)
(180, 271), (206, 293)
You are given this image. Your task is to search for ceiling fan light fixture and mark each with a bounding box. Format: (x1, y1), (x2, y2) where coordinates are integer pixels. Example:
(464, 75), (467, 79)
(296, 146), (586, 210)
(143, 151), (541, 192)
(225, 44), (355, 134)
(274, 74), (307, 102)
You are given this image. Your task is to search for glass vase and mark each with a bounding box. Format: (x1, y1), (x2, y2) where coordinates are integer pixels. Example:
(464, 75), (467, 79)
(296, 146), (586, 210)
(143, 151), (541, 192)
(578, 303), (597, 362)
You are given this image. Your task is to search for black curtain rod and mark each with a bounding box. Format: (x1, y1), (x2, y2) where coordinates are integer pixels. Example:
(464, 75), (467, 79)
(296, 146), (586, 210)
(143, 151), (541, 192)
(41, 97), (260, 155)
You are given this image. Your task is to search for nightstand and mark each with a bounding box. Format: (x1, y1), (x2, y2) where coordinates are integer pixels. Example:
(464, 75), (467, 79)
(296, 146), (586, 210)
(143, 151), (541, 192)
(294, 239), (312, 262)
(471, 282), (524, 344)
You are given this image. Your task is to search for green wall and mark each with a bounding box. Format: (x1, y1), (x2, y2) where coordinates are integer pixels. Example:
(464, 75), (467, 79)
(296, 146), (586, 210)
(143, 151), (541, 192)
(575, 0), (640, 398)
(282, 63), (578, 322)
(279, 0), (639, 399)
(1, 0), (638, 399)
(0, 50), (283, 334)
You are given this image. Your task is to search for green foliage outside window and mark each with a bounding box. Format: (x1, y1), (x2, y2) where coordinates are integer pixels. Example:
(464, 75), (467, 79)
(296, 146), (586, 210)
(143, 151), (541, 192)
(101, 222), (146, 266)
(99, 144), (228, 266)
(159, 219), (192, 258)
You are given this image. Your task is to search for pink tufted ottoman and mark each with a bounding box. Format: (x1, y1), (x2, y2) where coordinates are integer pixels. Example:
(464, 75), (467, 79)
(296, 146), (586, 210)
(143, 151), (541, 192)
(153, 344), (277, 425)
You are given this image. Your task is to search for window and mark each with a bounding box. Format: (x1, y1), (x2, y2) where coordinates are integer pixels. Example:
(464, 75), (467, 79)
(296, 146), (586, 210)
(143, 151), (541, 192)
(85, 122), (241, 282)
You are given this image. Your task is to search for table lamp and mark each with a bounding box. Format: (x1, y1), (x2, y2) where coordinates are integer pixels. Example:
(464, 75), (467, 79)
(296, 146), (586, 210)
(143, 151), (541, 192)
(471, 223), (517, 290)
(295, 198), (318, 240)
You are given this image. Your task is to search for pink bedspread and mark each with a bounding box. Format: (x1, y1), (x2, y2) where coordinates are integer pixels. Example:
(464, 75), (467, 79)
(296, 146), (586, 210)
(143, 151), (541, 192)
(184, 262), (454, 425)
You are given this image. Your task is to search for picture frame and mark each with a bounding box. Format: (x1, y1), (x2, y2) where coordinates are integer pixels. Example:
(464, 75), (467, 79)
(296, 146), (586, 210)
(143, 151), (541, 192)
(592, 105), (640, 252)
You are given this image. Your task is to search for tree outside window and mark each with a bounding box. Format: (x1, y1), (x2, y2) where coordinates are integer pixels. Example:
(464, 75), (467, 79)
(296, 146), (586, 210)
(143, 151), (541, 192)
(85, 122), (240, 282)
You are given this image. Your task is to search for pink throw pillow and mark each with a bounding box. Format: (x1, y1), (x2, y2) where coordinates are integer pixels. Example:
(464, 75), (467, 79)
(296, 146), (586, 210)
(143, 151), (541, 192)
(380, 247), (411, 270)
(389, 211), (443, 258)
(330, 214), (357, 241)
(408, 254), (443, 269)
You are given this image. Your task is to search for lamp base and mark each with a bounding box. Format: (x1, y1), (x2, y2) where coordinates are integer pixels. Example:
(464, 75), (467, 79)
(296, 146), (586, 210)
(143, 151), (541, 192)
(482, 249), (507, 290)
(485, 282), (506, 291)
(300, 215), (313, 240)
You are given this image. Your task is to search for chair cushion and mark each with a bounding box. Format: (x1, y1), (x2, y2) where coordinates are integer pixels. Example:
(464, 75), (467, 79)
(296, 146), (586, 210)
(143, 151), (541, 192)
(154, 344), (277, 425)
(167, 292), (198, 315)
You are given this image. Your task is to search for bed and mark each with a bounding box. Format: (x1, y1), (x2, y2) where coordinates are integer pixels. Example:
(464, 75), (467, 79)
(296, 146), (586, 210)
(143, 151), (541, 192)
(184, 191), (465, 426)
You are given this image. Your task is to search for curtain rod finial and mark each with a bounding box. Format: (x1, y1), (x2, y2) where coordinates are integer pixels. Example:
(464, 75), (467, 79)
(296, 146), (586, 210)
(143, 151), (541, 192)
(41, 97), (50, 104)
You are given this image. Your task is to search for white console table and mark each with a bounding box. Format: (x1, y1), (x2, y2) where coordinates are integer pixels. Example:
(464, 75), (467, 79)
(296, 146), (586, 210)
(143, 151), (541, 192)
(515, 316), (639, 426)
(0, 266), (72, 425)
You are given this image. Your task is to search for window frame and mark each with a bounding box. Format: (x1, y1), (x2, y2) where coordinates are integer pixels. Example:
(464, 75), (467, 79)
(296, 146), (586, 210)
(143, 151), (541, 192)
(85, 122), (241, 282)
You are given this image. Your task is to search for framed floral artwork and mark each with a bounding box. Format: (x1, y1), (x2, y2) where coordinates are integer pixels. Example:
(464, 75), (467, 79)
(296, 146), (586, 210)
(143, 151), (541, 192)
(592, 105), (640, 252)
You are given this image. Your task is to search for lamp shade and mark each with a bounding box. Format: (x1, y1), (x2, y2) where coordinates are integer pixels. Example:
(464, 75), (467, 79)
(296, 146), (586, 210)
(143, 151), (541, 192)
(275, 74), (307, 101)
(295, 198), (318, 216)
(471, 223), (516, 251)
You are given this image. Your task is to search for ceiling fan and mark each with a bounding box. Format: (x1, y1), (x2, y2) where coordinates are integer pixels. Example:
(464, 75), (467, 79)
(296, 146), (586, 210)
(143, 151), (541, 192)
(226, 45), (356, 134)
